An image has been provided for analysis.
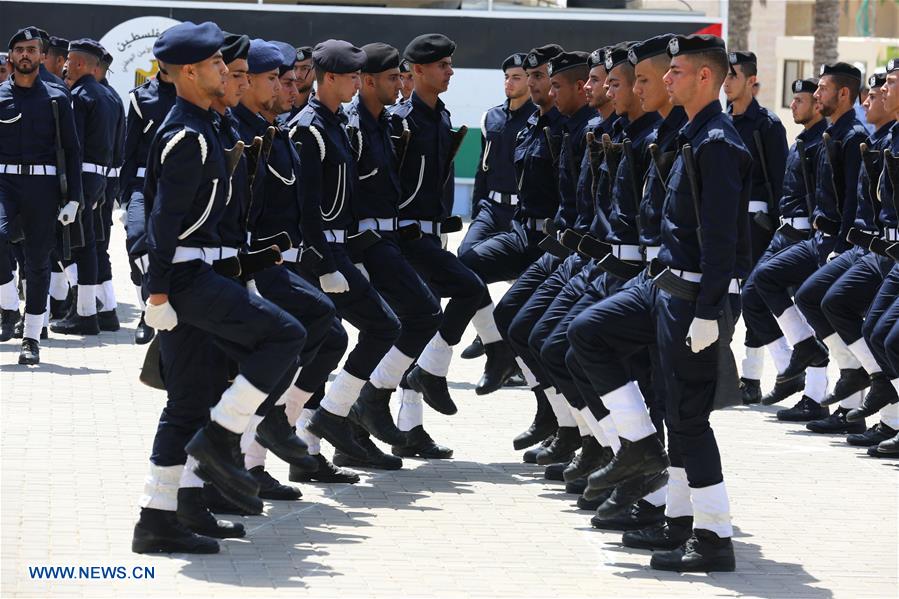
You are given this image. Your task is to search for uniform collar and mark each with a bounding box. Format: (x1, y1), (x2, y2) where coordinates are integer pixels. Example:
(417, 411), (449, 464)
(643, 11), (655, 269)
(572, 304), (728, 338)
(873, 120), (895, 143)
(174, 96), (217, 123)
(157, 77), (175, 94)
(232, 101), (269, 134)
(563, 103), (597, 133)
(825, 108), (859, 137)
(309, 96), (347, 126)
(532, 105), (561, 127)
(72, 73), (97, 89)
(411, 90), (447, 118)
(506, 98), (535, 118)
(727, 97), (760, 120)
(624, 111), (661, 138)
(681, 100), (724, 142)
(353, 96), (387, 128)
(797, 118), (827, 143)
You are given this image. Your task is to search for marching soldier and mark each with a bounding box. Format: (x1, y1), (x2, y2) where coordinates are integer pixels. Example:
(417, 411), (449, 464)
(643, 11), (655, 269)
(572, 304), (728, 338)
(723, 51), (789, 398)
(43, 35), (68, 79)
(398, 59), (413, 102)
(568, 34), (751, 571)
(749, 63), (869, 433)
(738, 78), (825, 406)
(292, 39), (402, 462)
(131, 21), (306, 554)
(0, 26), (82, 363)
(51, 39), (119, 336)
(0, 53), (9, 84)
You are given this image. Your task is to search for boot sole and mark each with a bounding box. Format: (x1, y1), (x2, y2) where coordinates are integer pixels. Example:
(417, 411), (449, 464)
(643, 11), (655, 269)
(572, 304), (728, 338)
(595, 472), (669, 520)
(306, 420), (369, 462)
(406, 371), (458, 415)
(132, 536), (220, 554)
(178, 518), (247, 539)
(650, 556), (735, 572)
(289, 472), (360, 484)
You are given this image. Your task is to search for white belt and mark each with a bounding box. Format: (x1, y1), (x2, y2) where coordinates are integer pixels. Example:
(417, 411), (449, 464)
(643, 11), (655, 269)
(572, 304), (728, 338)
(358, 218), (397, 232)
(324, 230), (346, 243)
(106, 167), (121, 177)
(644, 246), (660, 261)
(83, 162), (108, 175)
(171, 246), (239, 265)
(489, 191), (519, 205)
(781, 216), (810, 230)
(136, 167), (147, 178)
(884, 229), (899, 242)
(610, 244), (643, 262)
(399, 219), (442, 235)
(0, 164), (56, 176)
(280, 248), (300, 262)
(668, 268), (741, 294)
(748, 200), (768, 213)
(134, 254), (149, 275)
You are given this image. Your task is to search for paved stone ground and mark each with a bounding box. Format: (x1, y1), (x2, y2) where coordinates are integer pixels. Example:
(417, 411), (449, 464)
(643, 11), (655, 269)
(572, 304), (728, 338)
(1, 225), (897, 598)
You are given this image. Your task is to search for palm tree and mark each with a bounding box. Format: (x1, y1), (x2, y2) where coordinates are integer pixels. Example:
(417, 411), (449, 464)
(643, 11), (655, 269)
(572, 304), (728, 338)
(727, 0), (753, 50)
(813, 0), (841, 70)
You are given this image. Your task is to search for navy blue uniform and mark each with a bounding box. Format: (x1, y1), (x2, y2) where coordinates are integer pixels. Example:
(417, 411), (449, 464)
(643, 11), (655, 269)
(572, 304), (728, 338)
(741, 118), (826, 349)
(346, 96), (442, 361)
(0, 77), (81, 316)
(569, 100), (751, 489)
(459, 98), (535, 255)
(865, 266), (899, 378)
(232, 102), (347, 406)
(459, 106), (566, 315)
(294, 97), (400, 381)
(389, 94), (485, 348)
(752, 109), (868, 340)
(728, 98), (788, 264)
(144, 97), (304, 465)
(795, 121), (895, 345)
(97, 78), (126, 300)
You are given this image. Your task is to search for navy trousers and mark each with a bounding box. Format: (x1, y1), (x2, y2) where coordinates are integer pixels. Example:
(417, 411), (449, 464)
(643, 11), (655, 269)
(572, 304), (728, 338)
(401, 234), (486, 347)
(363, 233), (442, 359)
(741, 230), (801, 348)
(96, 176), (117, 286)
(457, 199), (516, 256)
(67, 173), (103, 286)
(0, 175), (59, 314)
(568, 277), (740, 488)
(864, 265), (899, 377)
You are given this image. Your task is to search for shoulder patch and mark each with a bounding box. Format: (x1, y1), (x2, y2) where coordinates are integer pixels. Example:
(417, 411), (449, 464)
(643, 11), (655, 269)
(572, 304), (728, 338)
(707, 128), (727, 142)
(308, 125), (326, 162)
(160, 129), (207, 166)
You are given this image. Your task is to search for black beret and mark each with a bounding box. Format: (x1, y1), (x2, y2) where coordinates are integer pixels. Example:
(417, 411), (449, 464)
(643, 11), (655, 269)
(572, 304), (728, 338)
(313, 39), (366, 74)
(728, 51), (756, 66)
(548, 50), (589, 77)
(68, 38), (106, 61)
(8, 27), (45, 50)
(153, 21), (224, 65)
(221, 33), (250, 64)
(819, 62), (862, 82)
(399, 59), (411, 73)
(628, 34), (674, 65)
(361, 42), (400, 73)
(587, 48), (606, 70)
(791, 78), (817, 94)
(502, 52), (527, 71)
(524, 44), (564, 69)
(101, 51), (113, 68)
(604, 42), (631, 71)
(270, 41), (298, 75)
(404, 33), (455, 65)
(49, 36), (69, 53)
(868, 71), (886, 89)
(885, 58), (898, 74)
(295, 46), (313, 62)
(666, 34), (726, 58)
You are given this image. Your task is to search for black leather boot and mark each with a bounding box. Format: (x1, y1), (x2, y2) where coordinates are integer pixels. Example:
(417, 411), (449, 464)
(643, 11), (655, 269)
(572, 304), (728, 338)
(0, 308), (18, 341)
(591, 499), (664, 531)
(847, 373), (898, 421)
(351, 383), (409, 445)
(821, 367), (871, 406)
(176, 487), (246, 538)
(523, 434), (554, 464)
(392, 425), (453, 459)
(650, 529), (735, 572)
(135, 313), (155, 345)
(185, 422), (261, 514)
(563, 437), (612, 482)
(18, 338), (39, 365)
(739, 378), (761, 405)
(777, 336), (828, 382)
(132, 507), (219, 554)
(406, 366), (457, 415)
(761, 373), (805, 405)
(513, 389), (557, 450)
(475, 340), (517, 395)
(585, 435), (669, 493)
(623, 516), (693, 551)
(290, 454), (360, 483)
(250, 466), (302, 500)
(535, 426), (581, 466)
(595, 470), (669, 519)
(460, 335), (484, 359)
(255, 405), (317, 470)
(776, 396), (829, 422)
(306, 407), (369, 462)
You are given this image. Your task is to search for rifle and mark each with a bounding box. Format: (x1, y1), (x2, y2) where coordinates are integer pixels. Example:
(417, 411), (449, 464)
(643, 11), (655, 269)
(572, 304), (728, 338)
(51, 99), (72, 261)
(859, 142), (883, 220)
(883, 150), (899, 230)
(543, 126), (561, 166)
(751, 129), (776, 231)
(777, 138), (815, 242)
(537, 218), (571, 258)
(442, 126), (468, 186)
(648, 143), (676, 192)
(813, 132), (843, 234)
(585, 131), (602, 197)
(621, 138), (643, 242)
(601, 133), (623, 185)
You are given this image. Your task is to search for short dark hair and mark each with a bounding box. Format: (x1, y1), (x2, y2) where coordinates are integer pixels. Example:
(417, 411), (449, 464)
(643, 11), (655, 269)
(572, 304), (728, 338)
(611, 62), (636, 85)
(735, 61), (757, 78)
(687, 50), (728, 86)
(47, 46), (67, 60)
(555, 64), (589, 85)
(826, 73), (860, 104)
(314, 65), (326, 85)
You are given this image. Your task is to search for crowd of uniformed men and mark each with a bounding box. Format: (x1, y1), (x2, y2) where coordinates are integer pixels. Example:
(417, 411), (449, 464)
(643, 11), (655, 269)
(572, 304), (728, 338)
(1, 19), (898, 573)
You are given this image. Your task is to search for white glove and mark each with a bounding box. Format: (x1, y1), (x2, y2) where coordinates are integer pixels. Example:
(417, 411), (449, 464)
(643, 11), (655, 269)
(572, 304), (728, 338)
(115, 207), (127, 227)
(827, 251), (839, 262)
(686, 317), (718, 353)
(144, 300), (178, 331)
(57, 201), (79, 225)
(354, 263), (370, 281)
(319, 271), (350, 294)
(246, 279), (262, 297)
(440, 233), (449, 250)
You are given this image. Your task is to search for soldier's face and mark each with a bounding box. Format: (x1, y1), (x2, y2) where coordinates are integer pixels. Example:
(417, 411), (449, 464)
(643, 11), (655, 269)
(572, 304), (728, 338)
(663, 55), (699, 106)
(634, 59), (669, 113)
(863, 86), (886, 125)
(526, 65), (551, 107)
(329, 71), (360, 103)
(584, 66), (608, 109)
(504, 67), (527, 100)
(790, 92), (818, 125)
(399, 72), (414, 99)
(222, 59), (249, 107)
(549, 74), (581, 115)
(606, 64), (636, 115)
(294, 59), (314, 94)
(10, 41), (41, 75)
(248, 70), (280, 111)
(722, 65), (752, 101)
(277, 71), (298, 113)
(813, 76), (841, 117)
(190, 53), (227, 99)
(883, 73), (899, 114)
(416, 59), (453, 94)
(369, 69), (402, 106)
